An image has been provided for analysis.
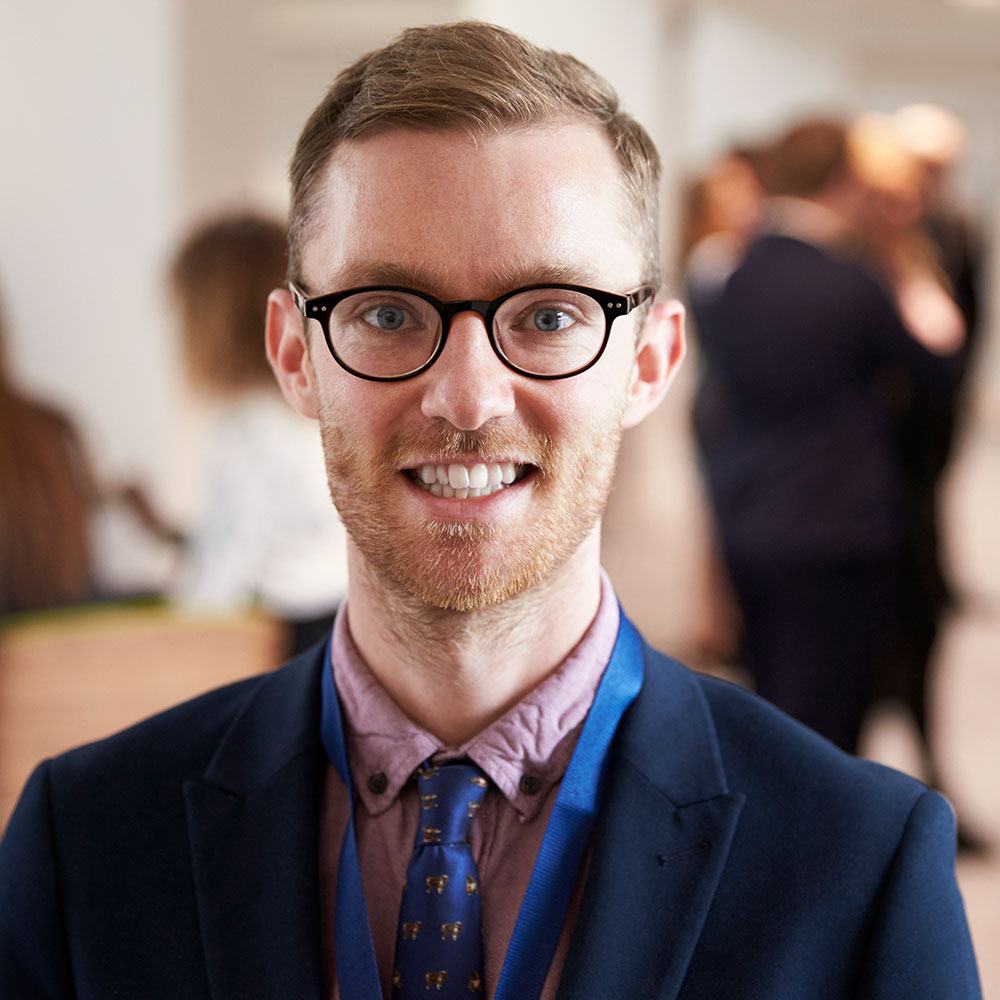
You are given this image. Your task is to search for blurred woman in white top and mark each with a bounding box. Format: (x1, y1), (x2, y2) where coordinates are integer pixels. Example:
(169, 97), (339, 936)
(170, 213), (347, 653)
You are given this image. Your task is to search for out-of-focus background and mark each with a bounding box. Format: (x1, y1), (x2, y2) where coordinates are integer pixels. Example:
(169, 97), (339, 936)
(1, 0), (998, 989)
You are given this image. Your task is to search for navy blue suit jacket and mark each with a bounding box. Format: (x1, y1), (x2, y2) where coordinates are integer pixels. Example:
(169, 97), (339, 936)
(0, 630), (981, 998)
(693, 234), (958, 565)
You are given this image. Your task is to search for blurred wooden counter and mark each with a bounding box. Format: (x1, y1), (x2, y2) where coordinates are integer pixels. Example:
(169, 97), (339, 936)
(0, 605), (285, 831)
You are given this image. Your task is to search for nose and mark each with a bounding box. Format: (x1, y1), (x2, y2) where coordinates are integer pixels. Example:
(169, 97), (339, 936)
(419, 312), (517, 430)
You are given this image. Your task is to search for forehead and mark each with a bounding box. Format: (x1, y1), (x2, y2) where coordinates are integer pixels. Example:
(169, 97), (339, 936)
(301, 123), (642, 296)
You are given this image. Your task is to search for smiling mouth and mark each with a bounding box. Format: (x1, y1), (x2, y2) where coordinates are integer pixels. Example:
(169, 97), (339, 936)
(407, 461), (530, 498)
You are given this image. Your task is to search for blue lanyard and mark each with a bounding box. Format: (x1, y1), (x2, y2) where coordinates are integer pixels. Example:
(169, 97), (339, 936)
(319, 610), (644, 1000)
(320, 635), (381, 998)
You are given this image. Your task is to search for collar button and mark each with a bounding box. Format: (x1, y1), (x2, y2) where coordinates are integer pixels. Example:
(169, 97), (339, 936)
(519, 774), (542, 796)
(368, 772), (388, 794)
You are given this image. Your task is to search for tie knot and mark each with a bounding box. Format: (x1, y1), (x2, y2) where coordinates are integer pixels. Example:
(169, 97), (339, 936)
(413, 761), (489, 847)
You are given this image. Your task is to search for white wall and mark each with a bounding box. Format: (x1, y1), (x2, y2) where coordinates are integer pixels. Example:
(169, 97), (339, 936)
(0, 0), (180, 486)
(683, 2), (853, 167)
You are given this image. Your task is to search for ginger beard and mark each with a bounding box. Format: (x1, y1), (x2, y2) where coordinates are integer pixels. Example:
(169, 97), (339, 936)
(314, 396), (626, 612)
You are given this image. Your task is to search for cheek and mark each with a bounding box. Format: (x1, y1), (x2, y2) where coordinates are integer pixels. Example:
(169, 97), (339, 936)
(314, 361), (409, 433)
(546, 367), (631, 430)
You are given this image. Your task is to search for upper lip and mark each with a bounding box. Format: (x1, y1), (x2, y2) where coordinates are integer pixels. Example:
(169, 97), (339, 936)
(404, 456), (530, 469)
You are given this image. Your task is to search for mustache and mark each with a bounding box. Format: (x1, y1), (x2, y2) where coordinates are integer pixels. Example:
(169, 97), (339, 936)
(386, 423), (553, 467)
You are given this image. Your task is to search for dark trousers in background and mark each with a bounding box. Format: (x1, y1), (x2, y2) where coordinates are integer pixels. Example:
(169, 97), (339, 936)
(726, 555), (899, 754)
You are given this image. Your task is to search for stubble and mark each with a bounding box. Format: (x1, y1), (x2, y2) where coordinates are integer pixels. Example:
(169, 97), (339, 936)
(315, 399), (625, 613)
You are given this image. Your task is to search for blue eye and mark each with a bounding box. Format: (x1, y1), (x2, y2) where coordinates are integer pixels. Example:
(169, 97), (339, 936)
(532, 307), (573, 332)
(365, 304), (408, 330)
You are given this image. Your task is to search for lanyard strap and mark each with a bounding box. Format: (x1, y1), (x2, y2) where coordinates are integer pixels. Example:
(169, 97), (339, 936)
(492, 611), (643, 999)
(320, 610), (645, 1000)
(320, 635), (381, 1000)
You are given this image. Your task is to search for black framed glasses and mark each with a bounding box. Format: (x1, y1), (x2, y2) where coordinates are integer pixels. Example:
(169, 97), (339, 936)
(289, 281), (654, 382)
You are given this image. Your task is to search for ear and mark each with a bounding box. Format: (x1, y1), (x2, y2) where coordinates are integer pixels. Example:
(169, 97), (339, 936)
(622, 297), (686, 429)
(266, 288), (319, 420)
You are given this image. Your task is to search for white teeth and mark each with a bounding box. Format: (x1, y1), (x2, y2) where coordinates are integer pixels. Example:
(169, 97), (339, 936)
(469, 464), (488, 489)
(448, 464), (470, 490)
(412, 461), (525, 498)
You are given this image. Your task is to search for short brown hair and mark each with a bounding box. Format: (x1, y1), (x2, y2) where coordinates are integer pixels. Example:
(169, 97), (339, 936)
(765, 119), (850, 199)
(170, 213), (287, 394)
(289, 20), (661, 286)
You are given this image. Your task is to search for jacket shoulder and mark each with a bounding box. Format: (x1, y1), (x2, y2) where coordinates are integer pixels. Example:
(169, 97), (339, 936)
(43, 647), (323, 801)
(630, 644), (978, 997)
(639, 644), (934, 820)
(705, 669), (924, 800)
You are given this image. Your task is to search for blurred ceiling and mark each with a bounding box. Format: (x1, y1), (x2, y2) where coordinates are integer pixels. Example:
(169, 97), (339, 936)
(707, 0), (1000, 71)
(263, 0), (1000, 77)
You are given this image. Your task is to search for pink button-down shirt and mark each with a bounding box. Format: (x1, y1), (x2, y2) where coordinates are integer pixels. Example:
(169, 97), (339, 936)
(319, 571), (620, 999)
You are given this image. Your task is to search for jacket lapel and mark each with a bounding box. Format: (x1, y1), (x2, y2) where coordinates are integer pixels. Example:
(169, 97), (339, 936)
(184, 647), (329, 1000)
(557, 639), (744, 1000)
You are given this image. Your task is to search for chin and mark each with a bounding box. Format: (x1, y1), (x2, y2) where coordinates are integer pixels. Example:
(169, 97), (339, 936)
(385, 524), (557, 612)
(337, 513), (550, 611)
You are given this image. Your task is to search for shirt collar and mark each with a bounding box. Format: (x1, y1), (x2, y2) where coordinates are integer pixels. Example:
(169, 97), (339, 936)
(763, 195), (851, 247)
(330, 570), (620, 822)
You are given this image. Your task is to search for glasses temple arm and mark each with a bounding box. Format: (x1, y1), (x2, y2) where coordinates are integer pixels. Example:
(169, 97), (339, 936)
(288, 281), (308, 314)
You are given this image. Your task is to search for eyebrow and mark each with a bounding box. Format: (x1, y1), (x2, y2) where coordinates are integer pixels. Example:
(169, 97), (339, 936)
(316, 259), (609, 298)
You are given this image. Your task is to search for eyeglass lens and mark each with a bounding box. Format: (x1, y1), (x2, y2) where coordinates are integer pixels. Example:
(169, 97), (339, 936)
(327, 287), (608, 379)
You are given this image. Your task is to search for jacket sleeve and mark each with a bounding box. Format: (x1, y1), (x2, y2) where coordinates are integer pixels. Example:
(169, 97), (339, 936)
(0, 762), (76, 999)
(856, 789), (981, 998)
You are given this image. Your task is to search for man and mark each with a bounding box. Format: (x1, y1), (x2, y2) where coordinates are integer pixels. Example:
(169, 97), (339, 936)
(693, 119), (963, 754)
(0, 23), (980, 1000)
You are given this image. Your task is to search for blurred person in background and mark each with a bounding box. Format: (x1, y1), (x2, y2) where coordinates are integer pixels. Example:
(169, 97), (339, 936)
(680, 150), (766, 666)
(170, 213), (349, 653)
(0, 294), (98, 619)
(850, 108), (987, 849)
(694, 117), (964, 755)
(895, 103), (981, 340)
(681, 150), (765, 321)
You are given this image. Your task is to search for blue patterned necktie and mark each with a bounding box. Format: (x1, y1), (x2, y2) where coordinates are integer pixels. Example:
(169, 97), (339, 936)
(392, 760), (490, 996)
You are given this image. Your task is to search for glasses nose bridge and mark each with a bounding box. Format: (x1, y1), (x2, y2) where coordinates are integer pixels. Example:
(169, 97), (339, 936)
(439, 299), (494, 337)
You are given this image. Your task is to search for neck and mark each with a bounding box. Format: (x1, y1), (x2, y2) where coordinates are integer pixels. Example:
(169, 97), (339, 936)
(344, 535), (604, 745)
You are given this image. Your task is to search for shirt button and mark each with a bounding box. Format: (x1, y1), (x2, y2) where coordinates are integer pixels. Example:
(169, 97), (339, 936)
(519, 774), (542, 796)
(368, 772), (388, 794)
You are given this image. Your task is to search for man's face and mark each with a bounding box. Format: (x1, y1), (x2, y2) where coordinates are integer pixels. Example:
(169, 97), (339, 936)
(283, 123), (674, 611)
